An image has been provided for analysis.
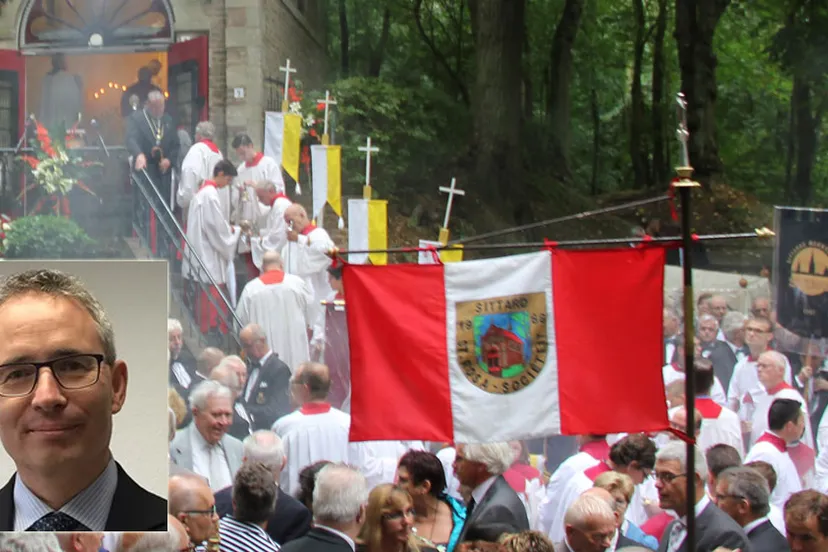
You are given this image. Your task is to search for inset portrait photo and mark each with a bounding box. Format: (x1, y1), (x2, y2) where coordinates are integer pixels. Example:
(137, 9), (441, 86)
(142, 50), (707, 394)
(0, 260), (168, 532)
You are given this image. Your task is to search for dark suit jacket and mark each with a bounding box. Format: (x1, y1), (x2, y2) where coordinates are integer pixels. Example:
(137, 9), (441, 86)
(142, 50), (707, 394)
(657, 502), (750, 552)
(125, 108), (180, 201)
(169, 350), (199, 403)
(215, 484), (310, 545)
(702, 340), (738, 389)
(280, 526), (353, 552)
(747, 519), (789, 552)
(244, 353), (292, 430)
(0, 462), (167, 531)
(457, 475), (530, 544)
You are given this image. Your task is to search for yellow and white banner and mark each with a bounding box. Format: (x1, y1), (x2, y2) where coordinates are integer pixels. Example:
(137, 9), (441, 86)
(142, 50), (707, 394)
(311, 145), (343, 227)
(263, 112), (302, 183)
(418, 240), (464, 264)
(348, 199), (388, 265)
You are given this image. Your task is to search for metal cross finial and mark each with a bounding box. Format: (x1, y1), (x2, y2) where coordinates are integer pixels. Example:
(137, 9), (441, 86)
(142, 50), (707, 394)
(439, 177), (465, 229)
(320, 90), (338, 138)
(280, 59), (297, 102)
(358, 137), (380, 188)
(676, 92), (690, 168)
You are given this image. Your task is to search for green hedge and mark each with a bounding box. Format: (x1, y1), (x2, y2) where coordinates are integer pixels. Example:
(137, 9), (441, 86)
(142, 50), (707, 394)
(2, 215), (95, 259)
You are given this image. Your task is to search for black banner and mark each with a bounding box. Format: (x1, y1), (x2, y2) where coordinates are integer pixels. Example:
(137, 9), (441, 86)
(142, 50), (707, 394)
(773, 207), (828, 339)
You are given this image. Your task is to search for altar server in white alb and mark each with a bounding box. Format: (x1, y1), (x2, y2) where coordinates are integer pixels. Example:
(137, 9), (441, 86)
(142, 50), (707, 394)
(748, 351), (815, 484)
(282, 204), (335, 351)
(182, 159), (245, 336)
(694, 358), (744, 456)
(236, 251), (313, 373)
(744, 398), (806, 509)
(233, 133), (283, 277)
(177, 121), (226, 217)
(248, 180), (292, 272)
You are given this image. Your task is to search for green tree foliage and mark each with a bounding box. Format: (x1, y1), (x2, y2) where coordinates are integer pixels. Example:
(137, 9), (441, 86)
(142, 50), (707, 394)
(2, 215), (94, 259)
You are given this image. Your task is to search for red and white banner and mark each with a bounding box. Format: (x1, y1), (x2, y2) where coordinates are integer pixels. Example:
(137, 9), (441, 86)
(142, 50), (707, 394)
(342, 247), (669, 443)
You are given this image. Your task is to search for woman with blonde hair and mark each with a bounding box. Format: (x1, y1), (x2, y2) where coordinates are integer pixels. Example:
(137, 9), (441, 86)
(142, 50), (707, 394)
(358, 484), (437, 552)
(592, 471), (658, 549)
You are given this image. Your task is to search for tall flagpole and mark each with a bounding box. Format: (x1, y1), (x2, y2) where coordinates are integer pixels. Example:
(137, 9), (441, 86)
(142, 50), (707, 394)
(675, 91), (701, 552)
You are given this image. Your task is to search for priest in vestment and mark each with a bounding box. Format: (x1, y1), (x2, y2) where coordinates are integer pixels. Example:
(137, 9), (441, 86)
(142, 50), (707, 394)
(283, 204), (335, 354)
(236, 251), (313, 373)
(693, 359), (744, 457)
(233, 133), (284, 279)
(249, 180), (292, 272)
(182, 160), (245, 338)
(177, 121), (226, 218)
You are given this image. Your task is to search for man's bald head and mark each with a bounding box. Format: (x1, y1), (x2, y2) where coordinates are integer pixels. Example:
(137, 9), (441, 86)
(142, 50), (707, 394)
(669, 406), (702, 438)
(284, 203), (310, 232)
(169, 474), (211, 516)
(197, 347), (224, 378)
(293, 362), (330, 401)
(262, 251), (284, 272)
(582, 486), (615, 508)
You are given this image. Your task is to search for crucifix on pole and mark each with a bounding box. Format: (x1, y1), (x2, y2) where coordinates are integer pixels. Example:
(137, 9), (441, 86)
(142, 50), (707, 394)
(320, 90), (338, 146)
(279, 59), (297, 112)
(438, 177), (465, 245)
(358, 137), (379, 199)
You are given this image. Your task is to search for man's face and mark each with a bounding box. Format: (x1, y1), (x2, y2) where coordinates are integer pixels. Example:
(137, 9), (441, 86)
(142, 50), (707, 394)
(235, 145), (256, 163)
(230, 362), (247, 390)
(745, 321), (773, 349)
(169, 328), (182, 360)
(240, 332), (265, 362)
(787, 514), (827, 552)
(284, 208), (306, 232)
(452, 444), (486, 488)
(757, 355), (785, 390)
(785, 413), (807, 444)
(565, 516), (616, 552)
(193, 395), (232, 445)
(328, 274), (343, 294)
(181, 485), (218, 544)
(713, 478), (742, 521)
(255, 188), (274, 206)
(0, 294), (127, 475)
(214, 174), (232, 188)
(663, 310), (679, 337)
(709, 297), (728, 321)
(698, 319), (718, 344)
(148, 98), (165, 119)
(752, 299), (771, 319)
(73, 533), (104, 552)
(654, 459), (688, 512)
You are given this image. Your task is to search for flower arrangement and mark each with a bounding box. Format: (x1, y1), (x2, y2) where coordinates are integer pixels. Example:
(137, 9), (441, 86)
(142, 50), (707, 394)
(285, 80), (329, 175)
(17, 120), (100, 217)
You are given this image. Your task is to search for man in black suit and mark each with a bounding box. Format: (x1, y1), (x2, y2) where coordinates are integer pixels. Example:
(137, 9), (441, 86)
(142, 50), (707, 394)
(215, 430), (311, 544)
(713, 466), (790, 552)
(240, 324), (292, 430)
(169, 318), (198, 403)
(0, 269), (166, 531)
(280, 464), (367, 552)
(697, 314), (738, 389)
(125, 89), (180, 259)
(656, 441), (749, 552)
(454, 442), (530, 543)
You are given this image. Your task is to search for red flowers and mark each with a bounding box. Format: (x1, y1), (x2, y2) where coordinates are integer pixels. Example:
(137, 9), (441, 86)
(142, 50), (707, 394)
(35, 123), (57, 158)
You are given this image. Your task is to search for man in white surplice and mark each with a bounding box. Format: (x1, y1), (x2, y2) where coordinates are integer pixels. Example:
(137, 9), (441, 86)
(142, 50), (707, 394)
(182, 160), (246, 336)
(247, 180), (293, 272)
(236, 251), (313, 373)
(272, 362), (420, 496)
(177, 121), (227, 218)
(283, 204), (335, 353)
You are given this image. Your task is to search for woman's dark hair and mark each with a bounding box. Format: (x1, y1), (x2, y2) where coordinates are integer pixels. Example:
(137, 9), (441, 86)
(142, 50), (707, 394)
(296, 460), (332, 511)
(397, 450), (447, 497)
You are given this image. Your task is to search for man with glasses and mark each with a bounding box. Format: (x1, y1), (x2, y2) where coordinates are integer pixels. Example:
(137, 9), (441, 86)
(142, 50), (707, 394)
(0, 269), (167, 532)
(654, 441), (749, 552)
(170, 473), (220, 550)
(714, 466), (790, 552)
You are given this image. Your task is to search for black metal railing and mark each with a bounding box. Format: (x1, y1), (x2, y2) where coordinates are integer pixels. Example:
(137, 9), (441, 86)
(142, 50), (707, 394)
(130, 168), (242, 352)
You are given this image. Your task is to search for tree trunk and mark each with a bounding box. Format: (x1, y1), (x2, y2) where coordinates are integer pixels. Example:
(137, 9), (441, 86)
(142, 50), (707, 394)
(545, 0), (586, 181)
(674, 0), (730, 188)
(792, 76), (819, 204)
(338, 0), (350, 77)
(468, 0), (526, 221)
(630, 0), (649, 189)
(368, 5), (391, 77)
(652, 0), (668, 187)
(591, 84), (600, 195)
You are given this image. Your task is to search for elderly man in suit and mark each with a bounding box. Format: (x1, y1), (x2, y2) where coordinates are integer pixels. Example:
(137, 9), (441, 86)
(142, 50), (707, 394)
(655, 441), (750, 552)
(555, 493), (619, 552)
(215, 430), (311, 544)
(239, 323), (293, 430)
(280, 464), (367, 552)
(170, 380), (244, 491)
(169, 474), (220, 550)
(713, 466), (790, 552)
(453, 442), (530, 543)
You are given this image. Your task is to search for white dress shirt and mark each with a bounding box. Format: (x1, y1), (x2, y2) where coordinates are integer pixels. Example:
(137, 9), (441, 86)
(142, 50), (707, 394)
(190, 426), (233, 491)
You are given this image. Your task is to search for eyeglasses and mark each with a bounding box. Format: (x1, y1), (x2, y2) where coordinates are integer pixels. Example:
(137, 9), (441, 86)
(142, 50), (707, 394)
(745, 327), (770, 334)
(383, 508), (416, 521)
(654, 471), (687, 484)
(714, 493), (745, 502)
(0, 354), (105, 397)
(183, 505), (217, 516)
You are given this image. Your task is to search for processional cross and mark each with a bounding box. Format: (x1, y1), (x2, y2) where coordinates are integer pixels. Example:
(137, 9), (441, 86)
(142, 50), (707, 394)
(319, 90), (338, 145)
(279, 59), (297, 112)
(358, 137), (380, 199)
(438, 177), (465, 244)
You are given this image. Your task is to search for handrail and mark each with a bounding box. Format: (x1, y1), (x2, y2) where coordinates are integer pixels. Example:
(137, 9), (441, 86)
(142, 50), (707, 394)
(130, 168), (242, 348)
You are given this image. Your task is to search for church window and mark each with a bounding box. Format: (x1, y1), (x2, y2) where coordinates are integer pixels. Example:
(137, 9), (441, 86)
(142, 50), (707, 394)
(0, 75), (17, 148)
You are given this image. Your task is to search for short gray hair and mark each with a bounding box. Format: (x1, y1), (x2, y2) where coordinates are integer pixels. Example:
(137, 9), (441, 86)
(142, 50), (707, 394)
(0, 269), (116, 364)
(255, 180), (278, 193)
(698, 314), (719, 328)
(168, 318), (183, 333)
(121, 532), (180, 552)
(462, 442), (515, 476)
(564, 494), (616, 529)
(760, 350), (787, 371)
(721, 311), (746, 337)
(188, 379), (233, 411)
(148, 90), (165, 102)
(656, 441), (708, 481)
(243, 430), (285, 472)
(0, 534), (62, 551)
(195, 121), (216, 140)
(312, 463), (368, 524)
(719, 466), (771, 517)
(242, 323), (268, 341)
(218, 354), (246, 374)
